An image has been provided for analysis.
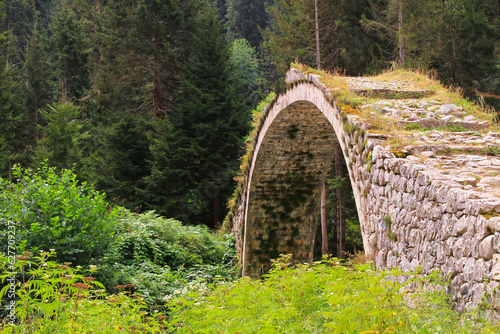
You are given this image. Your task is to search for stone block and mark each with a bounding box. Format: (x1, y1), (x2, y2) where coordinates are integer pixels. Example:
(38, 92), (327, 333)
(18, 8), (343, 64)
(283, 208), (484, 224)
(479, 235), (495, 260)
(491, 254), (500, 281)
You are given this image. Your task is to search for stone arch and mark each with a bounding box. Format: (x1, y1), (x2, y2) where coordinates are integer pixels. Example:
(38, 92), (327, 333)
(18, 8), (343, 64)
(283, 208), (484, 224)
(238, 81), (368, 277)
(230, 67), (500, 309)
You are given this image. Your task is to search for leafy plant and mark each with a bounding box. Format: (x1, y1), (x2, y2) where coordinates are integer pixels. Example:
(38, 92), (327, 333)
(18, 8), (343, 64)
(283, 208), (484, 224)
(97, 211), (238, 310)
(164, 256), (499, 333)
(483, 145), (500, 156)
(0, 251), (167, 332)
(0, 163), (120, 266)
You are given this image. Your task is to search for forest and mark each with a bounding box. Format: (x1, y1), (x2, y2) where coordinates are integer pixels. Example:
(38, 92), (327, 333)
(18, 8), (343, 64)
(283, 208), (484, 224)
(0, 0), (499, 331)
(0, 0), (498, 232)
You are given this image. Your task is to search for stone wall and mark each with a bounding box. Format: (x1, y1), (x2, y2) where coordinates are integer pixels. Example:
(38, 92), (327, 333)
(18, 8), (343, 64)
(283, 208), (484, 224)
(232, 67), (500, 310)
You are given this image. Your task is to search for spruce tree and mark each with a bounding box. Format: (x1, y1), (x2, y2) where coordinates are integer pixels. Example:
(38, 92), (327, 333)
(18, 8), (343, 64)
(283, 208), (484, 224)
(226, 0), (269, 49)
(0, 1), (29, 178)
(33, 102), (87, 171)
(49, 5), (90, 101)
(145, 2), (250, 227)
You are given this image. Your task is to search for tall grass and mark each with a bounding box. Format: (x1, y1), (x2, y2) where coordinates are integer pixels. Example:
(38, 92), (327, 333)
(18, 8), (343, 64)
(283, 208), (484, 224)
(165, 255), (500, 333)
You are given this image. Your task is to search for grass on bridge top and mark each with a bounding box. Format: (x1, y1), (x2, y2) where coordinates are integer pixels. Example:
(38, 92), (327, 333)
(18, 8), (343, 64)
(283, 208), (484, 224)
(291, 62), (499, 137)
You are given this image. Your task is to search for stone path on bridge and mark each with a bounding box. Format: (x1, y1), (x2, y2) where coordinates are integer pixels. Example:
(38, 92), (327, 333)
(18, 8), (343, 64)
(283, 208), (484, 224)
(330, 74), (500, 202)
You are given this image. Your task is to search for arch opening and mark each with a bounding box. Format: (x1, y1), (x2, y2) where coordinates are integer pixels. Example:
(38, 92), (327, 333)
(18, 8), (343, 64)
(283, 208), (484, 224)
(242, 100), (363, 277)
(313, 149), (364, 261)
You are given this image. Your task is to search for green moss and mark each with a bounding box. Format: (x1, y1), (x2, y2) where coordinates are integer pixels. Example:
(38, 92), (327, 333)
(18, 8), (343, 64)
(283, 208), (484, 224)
(287, 124), (300, 140)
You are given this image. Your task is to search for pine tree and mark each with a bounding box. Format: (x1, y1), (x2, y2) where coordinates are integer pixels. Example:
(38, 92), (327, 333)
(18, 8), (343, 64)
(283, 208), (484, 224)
(49, 5), (91, 101)
(226, 0), (269, 49)
(145, 2), (251, 227)
(33, 102), (87, 171)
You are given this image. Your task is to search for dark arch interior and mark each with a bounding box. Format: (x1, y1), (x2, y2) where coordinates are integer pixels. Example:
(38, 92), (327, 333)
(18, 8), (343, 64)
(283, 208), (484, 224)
(243, 100), (362, 276)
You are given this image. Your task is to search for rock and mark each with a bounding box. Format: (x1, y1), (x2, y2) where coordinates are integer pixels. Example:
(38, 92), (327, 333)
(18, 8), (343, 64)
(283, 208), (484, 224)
(488, 217), (500, 233)
(479, 235), (495, 260)
(492, 254), (500, 280)
(463, 116), (476, 122)
(381, 107), (398, 115)
(420, 151), (436, 158)
(441, 115), (456, 122)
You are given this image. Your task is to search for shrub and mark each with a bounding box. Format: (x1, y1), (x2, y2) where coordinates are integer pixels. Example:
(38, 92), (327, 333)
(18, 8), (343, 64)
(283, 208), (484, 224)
(164, 256), (499, 333)
(0, 164), (120, 266)
(97, 211), (238, 310)
(110, 211), (227, 268)
(0, 251), (167, 332)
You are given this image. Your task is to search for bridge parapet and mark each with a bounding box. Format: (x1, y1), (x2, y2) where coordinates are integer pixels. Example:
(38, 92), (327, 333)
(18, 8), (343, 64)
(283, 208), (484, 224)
(229, 65), (500, 310)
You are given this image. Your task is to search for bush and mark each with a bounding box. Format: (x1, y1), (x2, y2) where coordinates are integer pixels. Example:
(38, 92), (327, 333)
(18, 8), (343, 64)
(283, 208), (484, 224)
(0, 163), (120, 266)
(110, 211), (227, 268)
(164, 256), (500, 333)
(0, 251), (167, 332)
(96, 211), (238, 309)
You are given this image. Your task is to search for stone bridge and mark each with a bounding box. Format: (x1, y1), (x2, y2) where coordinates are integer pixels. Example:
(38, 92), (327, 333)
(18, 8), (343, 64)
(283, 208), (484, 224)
(228, 67), (500, 310)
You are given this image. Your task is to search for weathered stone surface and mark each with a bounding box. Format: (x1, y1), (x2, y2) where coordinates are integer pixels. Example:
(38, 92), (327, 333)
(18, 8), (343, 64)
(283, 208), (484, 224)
(492, 254), (500, 281)
(479, 235), (496, 260)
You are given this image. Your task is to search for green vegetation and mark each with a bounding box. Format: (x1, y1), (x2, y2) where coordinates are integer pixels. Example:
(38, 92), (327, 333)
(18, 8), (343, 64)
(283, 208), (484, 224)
(1, 166), (500, 332)
(1, 0), (500, 331)
(164, 256), (499, 333)
(0, 251), (168, 332)
(98, 211), (237, 309)
(0, 165), (236, 318)
(0, 163), (119, 266)
(484, 146), (500, 157)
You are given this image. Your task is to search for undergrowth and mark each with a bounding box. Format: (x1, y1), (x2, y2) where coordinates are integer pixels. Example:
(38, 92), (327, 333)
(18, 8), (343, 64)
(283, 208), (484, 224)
(164, 255), (500, 333)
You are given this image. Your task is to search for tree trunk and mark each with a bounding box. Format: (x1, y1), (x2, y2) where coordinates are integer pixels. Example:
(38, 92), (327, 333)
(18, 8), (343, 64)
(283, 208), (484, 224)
(335, 144), (345, 259)
(321, 183), (328, 255)
(153, 70), (162, 118)
(213, 188), (220, 229)
(314, 0), (321, 70)
(397, 0), (404, 64)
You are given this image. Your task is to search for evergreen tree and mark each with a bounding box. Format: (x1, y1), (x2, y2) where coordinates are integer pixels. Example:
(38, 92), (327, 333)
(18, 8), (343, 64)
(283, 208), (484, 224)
(1, 0), (36, 52)
(22, 17), (53, 144)
(230, 38), (261, 108)
(145, 3), (250, 227)
(261, 0), (383, 90)
(33, 102), (87, 171)
(49, 5), (90, 101)
(68, 0), (199, 209)
(226, 0), (269, 49)
(0, 1), (29, 178)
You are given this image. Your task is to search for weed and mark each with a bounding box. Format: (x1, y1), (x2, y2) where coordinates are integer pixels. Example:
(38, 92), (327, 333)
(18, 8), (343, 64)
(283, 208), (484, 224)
(0, 252), (167, 332)
(483, 145), (500, 156)
(405, 123), (421, 130)
(164, 255), (499, 333)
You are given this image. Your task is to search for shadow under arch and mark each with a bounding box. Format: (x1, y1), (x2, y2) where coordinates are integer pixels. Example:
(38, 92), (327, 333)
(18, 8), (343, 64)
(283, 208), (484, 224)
(240, 83), (368, 277)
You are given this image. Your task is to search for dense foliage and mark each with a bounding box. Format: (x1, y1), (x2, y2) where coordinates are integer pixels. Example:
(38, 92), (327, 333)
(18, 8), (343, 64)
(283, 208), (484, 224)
(164, 256), (499, 333)
(98, 211), (237, 308)
(2, 252), (499, 332)
(0, 163), (119, 266)
(0, 164), (237, 317)
(0, 0), (499, 329)
(0, 251), (168, 332)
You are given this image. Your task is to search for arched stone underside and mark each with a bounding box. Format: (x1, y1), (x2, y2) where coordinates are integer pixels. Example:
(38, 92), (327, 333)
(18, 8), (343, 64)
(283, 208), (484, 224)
(239, 84), (368, 277)
(232, 68), (500, 310)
